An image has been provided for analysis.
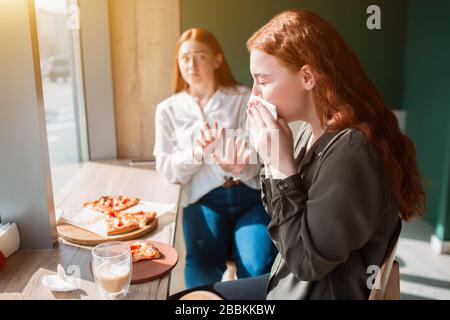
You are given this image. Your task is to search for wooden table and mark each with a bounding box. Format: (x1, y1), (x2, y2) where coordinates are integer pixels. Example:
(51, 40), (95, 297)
(0, 160), (180, 300)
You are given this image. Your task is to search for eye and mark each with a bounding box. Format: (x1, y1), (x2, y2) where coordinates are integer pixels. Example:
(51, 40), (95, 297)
(257, 77), (269, 86)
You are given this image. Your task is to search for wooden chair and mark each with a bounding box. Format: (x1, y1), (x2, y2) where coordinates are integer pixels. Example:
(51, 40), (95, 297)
(222, 260), (237, 281)
(369, 219), (402, 300)
(222, 247), (237, 281)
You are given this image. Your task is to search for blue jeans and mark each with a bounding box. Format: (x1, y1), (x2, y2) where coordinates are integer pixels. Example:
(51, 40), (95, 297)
(182, 184), (277, 289)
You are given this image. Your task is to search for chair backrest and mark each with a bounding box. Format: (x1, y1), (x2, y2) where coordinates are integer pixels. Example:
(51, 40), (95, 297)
(179, 290), (223, 300)
(369, 219), (402, 300)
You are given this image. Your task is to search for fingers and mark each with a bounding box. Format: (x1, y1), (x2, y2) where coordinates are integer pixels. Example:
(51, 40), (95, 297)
(236, 138), (246, 157)
(197, 130), (211, 148)
(196, 138), (204, 147)
(198, 121), (225, 150)
(214, 121), (225, 140)
(248, 105), (266, 129)
(253, 102), (276, 128)
(248, 111), (256, 129)
(234, 138), (245, 164)
(212, 136), (247, 165)
(203, 121), (211, 141)
(224, 136), (235, 163)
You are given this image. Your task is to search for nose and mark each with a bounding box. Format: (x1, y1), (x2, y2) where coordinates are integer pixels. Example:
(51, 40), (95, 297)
(187, 57), (195, 69)
(251, 83), (261, 96)
(190, 56), (200, 69)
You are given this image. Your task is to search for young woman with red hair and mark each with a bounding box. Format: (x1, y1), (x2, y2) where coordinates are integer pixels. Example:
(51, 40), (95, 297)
(170, 9), (425, 300)
(154, 28), (276, 289)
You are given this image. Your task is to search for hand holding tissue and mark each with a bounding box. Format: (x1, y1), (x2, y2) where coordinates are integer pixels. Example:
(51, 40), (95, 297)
(246, 95), (278, 152)
(248, 94), (278, 120)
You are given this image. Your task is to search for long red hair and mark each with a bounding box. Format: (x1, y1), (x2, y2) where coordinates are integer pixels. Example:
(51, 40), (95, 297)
(247, 9), (425, 221)
(173, 28), (239, 93)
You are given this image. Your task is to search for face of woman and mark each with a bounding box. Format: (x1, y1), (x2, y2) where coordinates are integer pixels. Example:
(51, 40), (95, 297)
(178, 40), (222, 88)
(249, 49), (314, 122)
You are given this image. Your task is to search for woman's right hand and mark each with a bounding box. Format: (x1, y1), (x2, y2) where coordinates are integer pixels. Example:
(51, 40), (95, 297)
(247, 101), (297, 179)
(193, 121), (224, 162)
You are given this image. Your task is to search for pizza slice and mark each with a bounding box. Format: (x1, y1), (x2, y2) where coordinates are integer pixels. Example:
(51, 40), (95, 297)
(106, 216), (140, 236)
(121, 211), (157, 228)
(83, 196), (113, 213)
(129, 241), (161, 263)
(83, 195), (140, 214)
(110, 195), (140, 212)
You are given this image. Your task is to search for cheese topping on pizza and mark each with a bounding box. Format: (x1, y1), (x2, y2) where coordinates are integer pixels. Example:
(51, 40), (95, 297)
(129, 241), (161, 263)
(104, 210), (156, 236)
(106, 216), (140, 236)
(83, 195), (140, 214)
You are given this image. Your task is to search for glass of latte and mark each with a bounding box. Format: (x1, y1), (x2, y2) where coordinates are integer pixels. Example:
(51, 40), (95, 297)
(92, 241), (132, 300)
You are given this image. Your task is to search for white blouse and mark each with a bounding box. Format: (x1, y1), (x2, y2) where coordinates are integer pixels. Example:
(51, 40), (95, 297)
(153, 85), (261, 207)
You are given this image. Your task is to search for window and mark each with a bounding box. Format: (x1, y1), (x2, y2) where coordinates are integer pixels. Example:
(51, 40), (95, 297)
(35, 0), (88, 192)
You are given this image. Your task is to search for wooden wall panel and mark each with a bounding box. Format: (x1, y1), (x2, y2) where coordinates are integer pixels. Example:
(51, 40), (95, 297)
(109, 0), (180, 159)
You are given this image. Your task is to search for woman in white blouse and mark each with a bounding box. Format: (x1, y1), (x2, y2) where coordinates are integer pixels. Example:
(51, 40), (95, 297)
(154, 28), (276, 288)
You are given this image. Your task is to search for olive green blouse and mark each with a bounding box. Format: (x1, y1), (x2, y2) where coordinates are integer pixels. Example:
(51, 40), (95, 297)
(263, 122), (400, 300)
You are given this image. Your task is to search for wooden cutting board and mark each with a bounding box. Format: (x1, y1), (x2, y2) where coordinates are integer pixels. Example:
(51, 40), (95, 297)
(57, 219), (158, 246)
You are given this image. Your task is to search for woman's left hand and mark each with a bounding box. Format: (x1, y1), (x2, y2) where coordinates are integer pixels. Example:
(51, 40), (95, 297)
(212, 137), (250, 176)
(247, 101), (297, 179)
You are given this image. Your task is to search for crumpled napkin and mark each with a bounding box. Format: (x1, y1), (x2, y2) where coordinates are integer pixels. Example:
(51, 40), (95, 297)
(41, 264), (80, 292)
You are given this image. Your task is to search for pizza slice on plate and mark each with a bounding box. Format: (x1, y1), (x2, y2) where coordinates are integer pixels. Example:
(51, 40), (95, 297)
(129, 241), (161, 263)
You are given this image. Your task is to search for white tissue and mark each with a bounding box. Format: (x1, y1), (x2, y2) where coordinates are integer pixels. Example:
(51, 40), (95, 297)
(41, 264), (80, 292)
(246, 95), (278, 151)
(0, 223), (20, 258)
(248, 94), (278, 120)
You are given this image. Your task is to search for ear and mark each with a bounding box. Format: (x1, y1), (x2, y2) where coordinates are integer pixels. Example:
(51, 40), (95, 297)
(214, 54), (223, 69)
(300, 64), (315, 91)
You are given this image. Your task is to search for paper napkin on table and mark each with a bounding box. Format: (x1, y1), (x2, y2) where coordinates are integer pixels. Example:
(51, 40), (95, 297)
(59, 201), (177, 238)
(41, 264), (80, 292)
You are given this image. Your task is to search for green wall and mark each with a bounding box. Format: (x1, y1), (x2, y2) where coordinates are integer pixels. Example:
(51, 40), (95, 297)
(180, 0), (450, 240)
(403, 1), (450, 240)
(180, 0), (407, 108)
